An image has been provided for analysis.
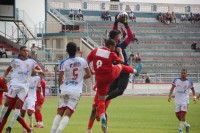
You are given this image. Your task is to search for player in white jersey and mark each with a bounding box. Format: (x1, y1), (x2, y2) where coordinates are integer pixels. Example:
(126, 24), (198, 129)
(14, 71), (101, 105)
(0, 46), (43, 133)
(51, 42), (91, 133)
(168, 69), (197, 133)
(21, 70), (42, 131)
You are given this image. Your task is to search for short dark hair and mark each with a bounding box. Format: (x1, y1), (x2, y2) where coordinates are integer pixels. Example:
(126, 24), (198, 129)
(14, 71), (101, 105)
(109, 30), (121, 39)
(66, 42), (77, 56)
(20, 46), (27, 51)
(105, 39), (116, 48)
(181, 68), (187, 73)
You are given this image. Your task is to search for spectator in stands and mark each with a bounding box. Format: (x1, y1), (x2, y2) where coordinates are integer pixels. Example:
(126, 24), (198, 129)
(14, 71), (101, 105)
(102, 11), (111, 21)
(188, 12), (194, 21)
(129, 11), (136, 22)
(69, 9), (75, 20)
(191, 41), (197, 50)
(0, 46), (8, 58)
(145, 76), (150, 83)
(31, 43), (37, 60)
(129, 52), (135, 65)
(171, 11), (176, 23)
(77, 9), (84, 21)
(157, 12), (165, 23)
(164, 12), (172, 24)
(135, 53), (141, 63)
(181, 14), (187, 21)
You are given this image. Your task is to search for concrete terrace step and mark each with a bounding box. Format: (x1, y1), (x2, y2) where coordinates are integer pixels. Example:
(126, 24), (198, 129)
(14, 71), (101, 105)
(142, 57), (200, 61)
(127, 48), (197, 52)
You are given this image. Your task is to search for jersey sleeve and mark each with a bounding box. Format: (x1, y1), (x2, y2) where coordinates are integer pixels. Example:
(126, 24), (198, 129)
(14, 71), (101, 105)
(87, 49), (95, 63)
(37, 78), (41, 88)
(10, 59), (16, 68)
(59, 60), (66, 72)
(82, 58), (89, 68)
(32, 59), (39, 68)
(188, 79), (193, 89)
(172, 78), (177, 87)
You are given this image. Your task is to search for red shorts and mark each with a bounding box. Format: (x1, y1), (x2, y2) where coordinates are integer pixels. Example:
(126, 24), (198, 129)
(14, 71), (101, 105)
(96, 65), (121, 96)
(92, 93), (111, 108)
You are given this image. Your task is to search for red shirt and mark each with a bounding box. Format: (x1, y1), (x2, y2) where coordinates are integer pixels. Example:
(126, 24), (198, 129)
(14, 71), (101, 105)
(87, 47), (122, 74)
(0, 78), (8, 105)
(41, 79), (46, 97)
(36, 79), (46, 102)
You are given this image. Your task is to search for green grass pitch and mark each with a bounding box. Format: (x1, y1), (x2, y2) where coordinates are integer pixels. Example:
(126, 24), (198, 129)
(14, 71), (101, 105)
(3, 96), (200, 133)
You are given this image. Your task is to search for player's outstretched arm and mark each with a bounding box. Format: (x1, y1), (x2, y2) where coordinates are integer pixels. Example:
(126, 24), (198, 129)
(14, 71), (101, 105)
(84, 67), (91, 79)
(191, 87), (197, 104)
(112, 14), (119, 30)
(168, 86), (175, 102)
(2, 66), (12, 79)
(58, 71), (64, 87)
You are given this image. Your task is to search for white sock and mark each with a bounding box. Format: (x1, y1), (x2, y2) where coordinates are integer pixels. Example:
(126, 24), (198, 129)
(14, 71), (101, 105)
(182, 121), (188, 127)
(28, 115), (33, 126)
(9, 109), (20, 128)
(39, 121), (44, 126)
(179, 121), (184, 129)
(0, 105), (8, 122)
(56, 116), (70, 133)
(51, 115), (62, 133)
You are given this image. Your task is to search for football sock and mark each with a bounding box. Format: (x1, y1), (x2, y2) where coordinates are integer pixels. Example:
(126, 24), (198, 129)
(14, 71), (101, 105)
(56, 116), (69, 133)
(182, 121), (188, 127)
(98, 100), (106, 116)
(88, 119), (95, 129)
(17, 116), (31, 132)
(0, 105), (8, 122)
(121, 64), (134, 73)
(51, 115), (61, 133)
(0, 108), (12, 132)
(28, 115), (33, 126)
(35, 109), (43, 122)
(9, 109), (20, 128)
(179, 121), (184, 129)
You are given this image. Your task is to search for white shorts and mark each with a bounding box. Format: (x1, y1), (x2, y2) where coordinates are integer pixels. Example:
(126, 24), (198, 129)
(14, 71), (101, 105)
(6, 85), (28, 102)
(58, 94), (80, 112)
(175, 104), (188, 112)
(22, 98), (36, 112)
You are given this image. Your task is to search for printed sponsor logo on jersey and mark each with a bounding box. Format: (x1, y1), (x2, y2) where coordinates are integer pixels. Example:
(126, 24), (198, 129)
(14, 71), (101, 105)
(26, 64), (29, 68)
(17, 71), (29, 75)
(29, 86), (35, 90)
(65, 81), (78, 85)
(70, 62), (81, 68)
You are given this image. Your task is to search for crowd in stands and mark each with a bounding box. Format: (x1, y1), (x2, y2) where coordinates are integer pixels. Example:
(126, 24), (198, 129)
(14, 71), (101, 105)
(157, 11), (200, 24)
(191, 41), (200, 52)
(0, 46), (8, 58)
(101, 11), (112, 21)
(181, 12), (200, 23)
(69, 9), (84, 21)
(157, 11), (176, 24)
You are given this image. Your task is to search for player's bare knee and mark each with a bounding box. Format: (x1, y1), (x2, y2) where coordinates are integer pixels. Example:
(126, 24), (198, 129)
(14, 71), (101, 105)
(27, 111), (32, 116)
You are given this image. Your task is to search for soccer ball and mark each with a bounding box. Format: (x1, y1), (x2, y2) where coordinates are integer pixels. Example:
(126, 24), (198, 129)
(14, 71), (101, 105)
(116, 12), (128, 23)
